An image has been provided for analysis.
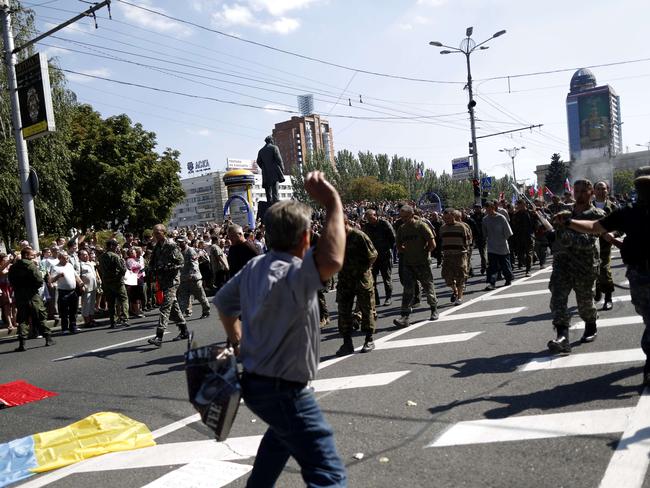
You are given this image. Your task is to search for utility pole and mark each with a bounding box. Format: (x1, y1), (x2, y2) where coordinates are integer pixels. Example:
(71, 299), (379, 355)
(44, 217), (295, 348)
(0, 0), (110, 251)
(430, 27), (506, 205)
(499, 146), (525, 188)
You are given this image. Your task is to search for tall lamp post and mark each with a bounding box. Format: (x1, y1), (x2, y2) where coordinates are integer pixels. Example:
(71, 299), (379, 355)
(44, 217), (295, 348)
(499, 146), (526, 189)
(430, 27), (506, 204)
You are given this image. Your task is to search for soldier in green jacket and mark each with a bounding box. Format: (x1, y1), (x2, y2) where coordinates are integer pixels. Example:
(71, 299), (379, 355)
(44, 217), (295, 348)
(148, 224), (189, 347)
(8, 247), (54, 352)
(336, 220), (377, 356)
(98, 239), (129, 328)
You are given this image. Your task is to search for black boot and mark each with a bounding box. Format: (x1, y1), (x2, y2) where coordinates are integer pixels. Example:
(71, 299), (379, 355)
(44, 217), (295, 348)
(148, 330), (164, 347)
(548, 326), (571, 354)
(581, 322), (598, 343)
(14, 337), (26, 352)
(172, 324), (190, 342)
(336, 335), (354, 357)
(361, 333), (375, 353)
(603, 292), (613, 311)
(594, 284), (602, 303)
(44, 334), (56, 347)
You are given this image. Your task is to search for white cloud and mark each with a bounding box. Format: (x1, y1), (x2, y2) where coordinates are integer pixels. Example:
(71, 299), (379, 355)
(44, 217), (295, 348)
(417, 0), (446, 6)
(250, 0), (319, 16)
(119, 0), (193, 37)
(186, 128), (212, 137)
(260, 17), (300, 34)
(66, 68), (111, 84)
(213, 4), (256, 26)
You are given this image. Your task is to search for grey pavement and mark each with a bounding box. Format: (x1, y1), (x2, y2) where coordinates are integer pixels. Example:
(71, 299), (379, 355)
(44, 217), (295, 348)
(1, 249), (647, 488)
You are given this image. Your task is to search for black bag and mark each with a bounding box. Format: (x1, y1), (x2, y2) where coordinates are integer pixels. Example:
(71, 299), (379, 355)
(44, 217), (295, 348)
(184, 333), (241, 441)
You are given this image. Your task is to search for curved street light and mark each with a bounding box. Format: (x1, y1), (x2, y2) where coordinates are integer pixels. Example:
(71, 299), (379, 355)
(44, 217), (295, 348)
(429, 27), (507, 203)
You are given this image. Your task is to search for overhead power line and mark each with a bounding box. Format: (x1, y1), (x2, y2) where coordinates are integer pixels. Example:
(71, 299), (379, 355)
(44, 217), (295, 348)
(113, 0), (463, 85)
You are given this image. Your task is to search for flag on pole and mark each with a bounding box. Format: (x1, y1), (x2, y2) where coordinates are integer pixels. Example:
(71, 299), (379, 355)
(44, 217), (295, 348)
(415, 163), (423, 181)
(544, 186), (555, 197)
(537, 185), (544, 198)
(528, 186), (535, 197)
(564, 178), (572, 194)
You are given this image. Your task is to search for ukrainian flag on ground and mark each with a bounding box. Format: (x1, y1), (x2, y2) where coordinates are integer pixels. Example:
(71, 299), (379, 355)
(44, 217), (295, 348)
(0, 412), (155, 487)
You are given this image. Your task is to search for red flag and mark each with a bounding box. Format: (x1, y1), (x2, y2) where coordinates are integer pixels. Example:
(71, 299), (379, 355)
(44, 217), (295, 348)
(528, 186), (535, 197)
(537, 186), (544, 197)
(564, 178), (572, 194)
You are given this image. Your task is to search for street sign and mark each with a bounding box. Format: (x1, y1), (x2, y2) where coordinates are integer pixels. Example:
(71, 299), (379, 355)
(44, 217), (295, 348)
(451, 157), (473, 181)
(16, 52), (55, 140)
(481, 177), (493, 190)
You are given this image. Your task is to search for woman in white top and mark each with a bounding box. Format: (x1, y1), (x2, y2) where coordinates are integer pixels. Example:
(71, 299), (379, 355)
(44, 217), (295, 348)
(79, 250), (99, 327)
(49, 251), (83, 334)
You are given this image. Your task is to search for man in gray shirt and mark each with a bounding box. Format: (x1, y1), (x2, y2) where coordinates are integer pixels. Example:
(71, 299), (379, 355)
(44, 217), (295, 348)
(482, 200), (515, 290)
(213, 171), (347, 487)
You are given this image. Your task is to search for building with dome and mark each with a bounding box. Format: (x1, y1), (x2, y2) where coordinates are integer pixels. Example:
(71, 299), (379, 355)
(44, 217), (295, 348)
(566, 68), (622, 161)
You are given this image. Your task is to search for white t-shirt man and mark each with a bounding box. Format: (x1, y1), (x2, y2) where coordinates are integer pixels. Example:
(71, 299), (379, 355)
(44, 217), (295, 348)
(52, 262), (78, 291)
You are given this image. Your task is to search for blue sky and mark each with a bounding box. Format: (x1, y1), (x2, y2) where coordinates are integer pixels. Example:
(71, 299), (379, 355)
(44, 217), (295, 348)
(25, 0), (650, 183)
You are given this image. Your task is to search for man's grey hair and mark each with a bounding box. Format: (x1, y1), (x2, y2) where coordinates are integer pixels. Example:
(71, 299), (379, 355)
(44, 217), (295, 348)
(264, 200), (312, 252)
(400, 205), (414, 216)
(228, 224), (243, 236)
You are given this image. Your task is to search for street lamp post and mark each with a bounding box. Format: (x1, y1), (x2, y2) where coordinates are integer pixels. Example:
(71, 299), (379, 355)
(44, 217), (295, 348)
(430, 27), (506, 204)
(636, 142), (650, 151)
(499, 146), (526, 188)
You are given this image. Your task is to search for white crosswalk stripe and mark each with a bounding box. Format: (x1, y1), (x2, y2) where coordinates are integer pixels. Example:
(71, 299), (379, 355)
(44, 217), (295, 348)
(376, 332), (483, 350)
(573, 315), (643, 330)
(518, 349), (645, 372)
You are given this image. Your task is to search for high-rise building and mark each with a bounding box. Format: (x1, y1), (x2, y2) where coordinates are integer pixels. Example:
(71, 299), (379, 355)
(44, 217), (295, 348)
(566, 68), (622, 161)
(272, 114), (335, 175)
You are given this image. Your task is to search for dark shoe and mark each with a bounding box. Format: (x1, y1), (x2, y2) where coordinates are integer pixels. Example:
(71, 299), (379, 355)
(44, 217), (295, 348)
(504, 280), (512, 286)
(336, 337), (354, 357)
(581, 322), (598, 343)
(361, 340), (375, 353)
(430, 309), (439, 321)
(383, 298), (392, 306)
(70, 328), (79, 335)
(484, 284), (496, 291)
(644, 361), (650, 387)
(14, 338), (26, 352)
(454, 299), (463, 306)
(602, 292), (613, 311)
(548, 336), (571, 354)
(393, 316), (410, 328)
(200, 311), (211, 319)
(121, 321), (131, 328)
(450, 292), (457, 303)
(45, 335), (56, 346)
(109, 322), (116, 329)
(524, 271), (531, 277)
(594, 286), (602, 303)
(147, 337), (163, 347)
(172, 331), (190, 342)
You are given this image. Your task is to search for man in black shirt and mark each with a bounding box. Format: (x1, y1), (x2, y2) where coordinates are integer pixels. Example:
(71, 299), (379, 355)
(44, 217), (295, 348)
(362, 209), (396, 306)
(227, 224), (260, 276)
(557, 170), (650, 384)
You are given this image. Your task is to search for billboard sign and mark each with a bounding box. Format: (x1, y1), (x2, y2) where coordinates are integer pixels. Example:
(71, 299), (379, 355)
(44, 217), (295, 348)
(226, 158), (257, 172)
(578, 92), (611, 150)
(187, 159), (211, 175)
(451, 157), (473, 181)
(16, 52), (55, 140)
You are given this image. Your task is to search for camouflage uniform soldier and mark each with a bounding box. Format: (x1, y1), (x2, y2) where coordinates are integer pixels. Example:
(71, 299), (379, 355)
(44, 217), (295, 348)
(547, 180), (605, 354)
(439, 209), (472, 305)
(9, 247), (54, 352)
(98, 239), (129, 328)
(511, 200), (535, 276)
(393, 205), (439, 328)
(593, 180), (618, 310)
(148, 224), (188, 347)
(362, 209), (396, 306)
(176, 237), (211, 319)
(335, 222), (377, 356)
(558, 169), (650, 384)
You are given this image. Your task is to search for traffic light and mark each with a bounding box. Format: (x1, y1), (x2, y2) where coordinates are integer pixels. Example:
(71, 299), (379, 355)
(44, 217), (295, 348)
(468, 141), (474, 156)
(472, 178), (480, 198)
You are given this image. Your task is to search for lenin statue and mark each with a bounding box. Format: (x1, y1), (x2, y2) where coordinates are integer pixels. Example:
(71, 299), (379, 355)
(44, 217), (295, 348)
(256, 136), (285, 204)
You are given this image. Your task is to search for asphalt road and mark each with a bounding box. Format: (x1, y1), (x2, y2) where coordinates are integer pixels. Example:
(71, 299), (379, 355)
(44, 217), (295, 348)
(1, 249), (648, 488)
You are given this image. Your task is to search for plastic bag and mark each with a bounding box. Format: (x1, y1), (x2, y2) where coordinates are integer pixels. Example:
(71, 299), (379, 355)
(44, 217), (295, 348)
(185, 334), (241, 441)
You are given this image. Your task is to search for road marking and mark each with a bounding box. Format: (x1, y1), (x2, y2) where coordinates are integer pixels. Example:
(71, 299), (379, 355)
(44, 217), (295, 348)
(437, 307), (526, 322)
(519, 348), (645, 372)
(428, 407), (632, 447)
(613, 294), (631, 303)
(513, 278), (549, 286)
(141, 459), (252, 488)
(573, 316), (643, 330)
(52, 332), (171, 362)
(152, 414), (201, 440)
(17, 436), (262, 488)
(376, 332), (482, 350)
(312, 370), (410, 392)
(599, 389), (650, 488)
(482, 290), (550, 301)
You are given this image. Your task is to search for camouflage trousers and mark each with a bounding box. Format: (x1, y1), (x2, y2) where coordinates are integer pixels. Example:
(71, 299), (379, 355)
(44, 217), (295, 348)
(157, 283), (186, 335)
(441, 252), (468, 289)
(628, 267), (650, 358)
(549, 266), (598, 329)
(401, 262), (437, 316)
(104, 284), (129, 326)
(318, 289), (328, 321)
(372, 254), (393, 303)
(597, 238), (614, 294)
(177, 279), (210, 315)
(337, 274), (375, 336)
(16, 296), (50, 340)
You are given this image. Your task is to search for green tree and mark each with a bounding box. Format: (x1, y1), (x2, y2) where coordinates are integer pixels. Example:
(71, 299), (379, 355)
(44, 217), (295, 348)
(613, 169), (635, 195)
(346, 176), (384, 202)
(380, 182), (408, 201)
(67, 105), (184, 233)
(358, 151), (379, 177)
(375, 153), (390, 182)
(291, 150), (338, 204)
(545, 153), (570, 196)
